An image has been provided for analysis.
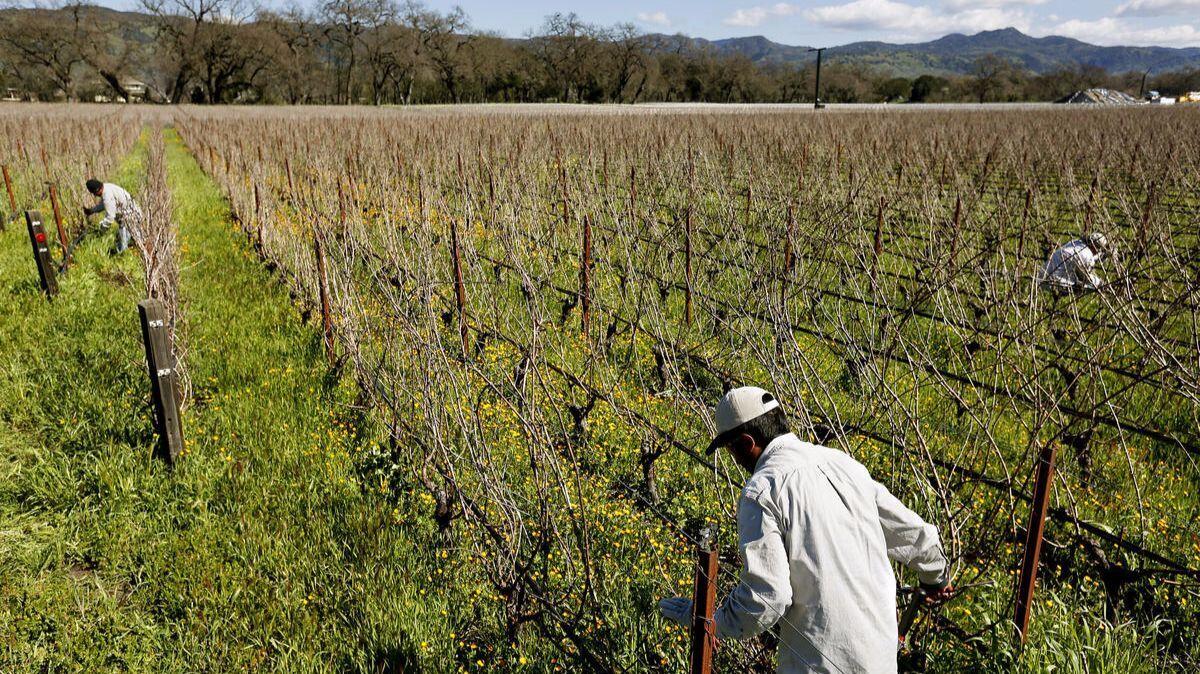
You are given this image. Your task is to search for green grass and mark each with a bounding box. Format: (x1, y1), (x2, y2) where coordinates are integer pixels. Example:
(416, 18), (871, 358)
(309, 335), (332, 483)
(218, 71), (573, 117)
(0, 129), (466, 672)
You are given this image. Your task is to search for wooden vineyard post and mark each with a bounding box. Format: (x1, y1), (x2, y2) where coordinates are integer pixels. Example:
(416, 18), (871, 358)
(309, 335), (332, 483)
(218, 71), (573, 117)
(313, 231), (336, 367)
(137, 299), (184, 464)
(690, 527), (719, 674)
(3, 164), (17, 227)
(24, 211), (58, 298)
(450, 218), (469, 358)
(48, 183), (69, 262)
(1014, 442), (1057, 643)
(580, 214), (592, 336)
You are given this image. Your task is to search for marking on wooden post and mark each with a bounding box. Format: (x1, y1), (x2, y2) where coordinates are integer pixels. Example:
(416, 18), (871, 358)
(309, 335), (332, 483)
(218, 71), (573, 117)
(450, 217), (469, 357)
(137, 299), (184, 464)
(1014, 442), (1057, 643)
(48, 183), (69, 263)
(690, 527), (719, 674)
(3, 164), (17, 227)
(25, 211), (58, 298)
(313, 231), (336, 367)
(580, 214), (592, 335)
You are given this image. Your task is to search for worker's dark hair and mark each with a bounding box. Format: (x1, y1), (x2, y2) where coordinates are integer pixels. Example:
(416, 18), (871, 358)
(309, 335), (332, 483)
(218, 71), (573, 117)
(736, 407), (790, 449)
(86, 179), (102, 195)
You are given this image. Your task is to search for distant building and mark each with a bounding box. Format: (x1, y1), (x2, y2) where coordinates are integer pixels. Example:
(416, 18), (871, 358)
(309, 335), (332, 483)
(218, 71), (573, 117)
(94, 80), (149, 103)
(123, 80), (147, 102)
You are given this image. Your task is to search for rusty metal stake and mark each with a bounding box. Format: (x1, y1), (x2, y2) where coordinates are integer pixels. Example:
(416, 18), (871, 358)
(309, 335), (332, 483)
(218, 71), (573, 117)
(3, 164), (17, 226)
(580, 214), (592, 335)
(48, 183), (69, 264)
(314, 231), (336, 367)
(1014, 442), (1057, 643)
(685, 204), (694, 327)
(690, 527), (719, 674)
(450, 218), (469, 357)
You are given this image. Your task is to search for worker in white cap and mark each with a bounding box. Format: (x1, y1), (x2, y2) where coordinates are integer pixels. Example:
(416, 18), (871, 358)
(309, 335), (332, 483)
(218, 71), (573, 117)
(658, 387), (952, 673)
(1042, 232), (1108, 292)
(83, 178), (142, 254)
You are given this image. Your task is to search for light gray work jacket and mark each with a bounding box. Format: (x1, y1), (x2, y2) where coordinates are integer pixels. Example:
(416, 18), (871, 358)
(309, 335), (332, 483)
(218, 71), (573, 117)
(713, 433), (948, 673)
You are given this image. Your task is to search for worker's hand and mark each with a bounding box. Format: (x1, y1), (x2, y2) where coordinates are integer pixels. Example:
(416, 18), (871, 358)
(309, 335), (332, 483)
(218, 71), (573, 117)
(920, 583), (955, 606)
(658, 597), (693, 626)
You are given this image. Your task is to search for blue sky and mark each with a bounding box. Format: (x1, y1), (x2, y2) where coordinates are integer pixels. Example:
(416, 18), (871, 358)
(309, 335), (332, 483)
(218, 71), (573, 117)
(107, 0), (1200, 48)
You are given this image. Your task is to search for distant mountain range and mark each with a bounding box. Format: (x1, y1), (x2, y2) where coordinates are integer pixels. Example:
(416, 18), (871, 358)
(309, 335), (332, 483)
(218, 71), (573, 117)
(667, 28), (1200, 77)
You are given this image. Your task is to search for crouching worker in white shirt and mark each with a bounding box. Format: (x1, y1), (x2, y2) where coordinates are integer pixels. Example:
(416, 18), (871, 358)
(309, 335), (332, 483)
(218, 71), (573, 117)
(83, 178), (142, 254)
(1042, 233), (1109, 293)
(659, 387), (953, 673)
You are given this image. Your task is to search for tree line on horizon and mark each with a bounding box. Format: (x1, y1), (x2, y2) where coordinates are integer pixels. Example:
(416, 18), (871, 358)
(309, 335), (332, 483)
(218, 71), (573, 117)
(1, 1), (1198, 105)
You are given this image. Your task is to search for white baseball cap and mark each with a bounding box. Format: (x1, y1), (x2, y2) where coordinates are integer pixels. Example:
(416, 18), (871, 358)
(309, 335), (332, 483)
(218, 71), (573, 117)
(707, 386), (780, 453)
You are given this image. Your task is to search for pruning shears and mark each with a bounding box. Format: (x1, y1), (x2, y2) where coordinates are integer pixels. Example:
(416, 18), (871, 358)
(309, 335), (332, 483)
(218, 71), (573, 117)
(897, 585), (928, 653)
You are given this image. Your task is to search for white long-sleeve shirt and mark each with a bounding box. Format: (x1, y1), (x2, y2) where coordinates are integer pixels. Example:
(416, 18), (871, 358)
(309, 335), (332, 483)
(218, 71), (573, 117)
(714, 433), (948, 674)
(1042, 240), (1101, 290)
(93, 182), (141, 228)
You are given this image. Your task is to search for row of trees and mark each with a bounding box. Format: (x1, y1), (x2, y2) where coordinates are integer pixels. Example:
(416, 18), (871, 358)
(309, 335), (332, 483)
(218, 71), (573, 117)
(1, 1), (1198, 105)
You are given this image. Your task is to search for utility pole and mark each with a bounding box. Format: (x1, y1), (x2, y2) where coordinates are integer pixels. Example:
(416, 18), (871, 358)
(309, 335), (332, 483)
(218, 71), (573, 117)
(809, 47), (827, 109)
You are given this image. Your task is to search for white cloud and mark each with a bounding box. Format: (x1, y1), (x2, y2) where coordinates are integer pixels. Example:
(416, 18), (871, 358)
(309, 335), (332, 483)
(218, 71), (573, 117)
(723, 3), (801, 28)
(802, 0), (1031, 39)
(635, 11), (672, 28)
(1046, 17), (1200, 47)
(941, 0), (1046, 8)
(724, 0), (1200, 47)
(1115, 0), (1200, 17)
